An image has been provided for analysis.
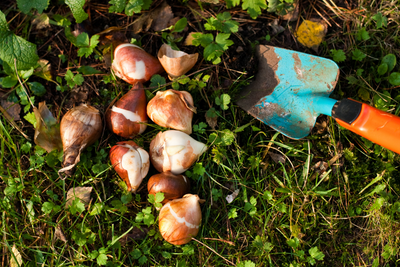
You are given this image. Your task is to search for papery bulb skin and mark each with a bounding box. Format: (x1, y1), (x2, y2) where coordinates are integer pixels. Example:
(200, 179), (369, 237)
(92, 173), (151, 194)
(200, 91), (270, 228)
(147, 172), (190, 204)
(147, 90), (196, 134)
(112, 43), (163, 84)
(60, 104), (102, 176)
(110, 141), (150, 192)
(106, 82), (148, 138)
(157, 44), (198, 80)
(149, 130), (207, 174)
(159, 194), (202, 245)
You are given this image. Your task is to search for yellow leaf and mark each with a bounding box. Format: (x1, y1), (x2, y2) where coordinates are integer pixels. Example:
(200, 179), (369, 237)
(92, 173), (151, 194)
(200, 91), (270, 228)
(10, 244), (23, 267)
(296, 20), (327, 52)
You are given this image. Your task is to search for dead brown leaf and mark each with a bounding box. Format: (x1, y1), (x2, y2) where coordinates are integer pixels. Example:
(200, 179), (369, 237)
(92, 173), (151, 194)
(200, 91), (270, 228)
(268, 152), (286, 164)
(0, 92), (21, 121)
(282, 1), (299, 22)
(33, 101), (63, 153)
(119, 227), (149, 246)
(10, 244), (23, 267)
(151, 2), (174, 31)
(54, 226), (68, 243)
(65, 187), (93, 208)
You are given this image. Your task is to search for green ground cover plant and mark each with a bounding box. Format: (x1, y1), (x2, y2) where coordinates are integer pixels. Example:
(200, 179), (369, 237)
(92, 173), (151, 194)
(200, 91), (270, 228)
(1, 0), (400, 266)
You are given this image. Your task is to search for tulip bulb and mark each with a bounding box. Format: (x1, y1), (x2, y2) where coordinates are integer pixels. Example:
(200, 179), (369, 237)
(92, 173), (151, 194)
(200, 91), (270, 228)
(150, 130), (207, 174)
(148, 172), (190, 204)
(159, 194), (202, 245)
(110, 141), (150, 192)
(147, 90), (196, 134)
(157, 44), (198, 80)
(106, 82), (148, 138)
(112, 43), (163, 84)
(59, 104), (102, 176)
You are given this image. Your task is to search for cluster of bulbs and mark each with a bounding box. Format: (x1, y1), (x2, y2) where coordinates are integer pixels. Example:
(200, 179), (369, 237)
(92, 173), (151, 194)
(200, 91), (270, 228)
(59, 42), (206, 245)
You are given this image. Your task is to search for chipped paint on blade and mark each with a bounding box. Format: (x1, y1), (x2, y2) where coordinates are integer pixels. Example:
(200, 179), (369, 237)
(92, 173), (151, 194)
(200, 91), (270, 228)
(237, 45), (339, 139)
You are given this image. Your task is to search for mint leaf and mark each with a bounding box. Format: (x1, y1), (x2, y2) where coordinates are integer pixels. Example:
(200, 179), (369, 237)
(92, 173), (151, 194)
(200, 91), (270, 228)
(65, 0), (88, 23)
(242, 0), (267, 19)
(109, 0), (126, 13)
(0, 11), (39, 70)
(352, 49), (366, 61)
(17, 0), (49, 14)
(330, 49), (346, 63)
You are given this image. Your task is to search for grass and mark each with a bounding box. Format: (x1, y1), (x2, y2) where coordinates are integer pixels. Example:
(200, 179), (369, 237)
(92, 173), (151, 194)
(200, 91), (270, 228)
(1, 0), (400, 266)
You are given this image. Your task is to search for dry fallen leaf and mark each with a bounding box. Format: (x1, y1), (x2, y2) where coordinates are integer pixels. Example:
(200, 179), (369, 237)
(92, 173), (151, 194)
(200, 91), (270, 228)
(268, 152), (286, 164)
(296, 19), (327, 52)
(282, 1), (299, 22)
(32, 13), (50, 30)
(132, 2), (174, 34)
(34, 101), (63, 153)
(226, 189), (240, 203)
(151, 2), (174, 31)
(0, 93), (21, 121)
(35, 59), (52, 81)
(10, 244), (23, 267)
(54, 226), (68, 243)
(184, 32), (197, 46)
(65, 187), (93, 208)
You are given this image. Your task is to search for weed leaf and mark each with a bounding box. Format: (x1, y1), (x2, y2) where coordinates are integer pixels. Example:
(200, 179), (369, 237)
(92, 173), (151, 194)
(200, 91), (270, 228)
(17, 0), (49, 14)
(242, 0), (267, 19)
(382, 54), (396, 72)
(65, 0), (88, 23)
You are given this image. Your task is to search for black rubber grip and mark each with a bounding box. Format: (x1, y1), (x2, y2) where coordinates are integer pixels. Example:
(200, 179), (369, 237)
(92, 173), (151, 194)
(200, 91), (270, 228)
(331, 99), (362, 125)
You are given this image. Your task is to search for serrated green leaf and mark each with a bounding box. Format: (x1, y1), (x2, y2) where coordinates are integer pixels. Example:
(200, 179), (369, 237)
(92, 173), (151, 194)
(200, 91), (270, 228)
(192, 33), (213, 47)
(125, 0), (144, 16)
(219, 129), (235, 146)
(193, 163), (206, 176)
(331, 49), (346, 63)
(205, 12), (239, 33)
(90, 203), (104, 216)
(242, 0), (267, 19)
(41, 201), (54, 214)
(109, 0), (126, 13)
(131, 248), (142, 259)
(69, 198), (85, 214)
(155, 192), (165, 203)
(372, 12), (388, 29)
(17, 0), (49, 14)
(138, 255), (148, 265)
(24, 112), (37, 128)
(287, 237), (300, 248)
(215, 33), (234, 50)
(149, 74), (166, 88)
(309, 246), (325, 260)
(352, 49), (366, 61)
(0, 11), (39, 70)
(65, 0), (88, 23)
(226, 0), (241, 8)
(76, 33), (89, 47)
(237, 260), (256, 267)
(96, 253), (108, 265)
(356, 27), (370, 41)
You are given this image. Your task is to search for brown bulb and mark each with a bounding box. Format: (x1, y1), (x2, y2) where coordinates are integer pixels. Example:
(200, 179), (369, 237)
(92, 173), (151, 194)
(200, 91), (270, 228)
(159, 194), (202, 245)
(147, 90), (196, 134)
(110, 141), (150, 193)
(106, 82), (148, 138)
(147, 172), (190, 204)
(59, 104), (102, 176)
(112, 43), (163, 84)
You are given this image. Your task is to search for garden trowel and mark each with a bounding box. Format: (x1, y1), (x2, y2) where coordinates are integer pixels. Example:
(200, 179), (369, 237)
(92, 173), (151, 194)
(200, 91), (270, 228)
(237, 45), (400, 154)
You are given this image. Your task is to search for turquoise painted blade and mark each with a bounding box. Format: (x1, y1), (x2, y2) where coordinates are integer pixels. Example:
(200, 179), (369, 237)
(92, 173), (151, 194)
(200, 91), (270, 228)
(238, 45), (339, 139)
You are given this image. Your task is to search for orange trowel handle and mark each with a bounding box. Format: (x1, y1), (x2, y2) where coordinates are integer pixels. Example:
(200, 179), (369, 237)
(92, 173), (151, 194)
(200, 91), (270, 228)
(333, 99), (400, 154)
